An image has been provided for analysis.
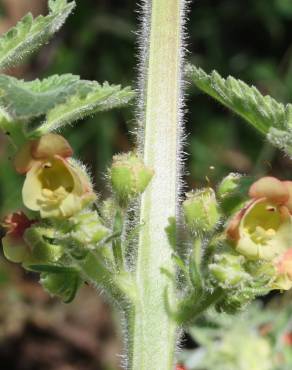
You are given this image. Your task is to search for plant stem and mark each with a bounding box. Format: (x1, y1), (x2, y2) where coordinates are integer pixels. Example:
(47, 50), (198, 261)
(129, 0), (185, 368)
(112, 210), (124, 271)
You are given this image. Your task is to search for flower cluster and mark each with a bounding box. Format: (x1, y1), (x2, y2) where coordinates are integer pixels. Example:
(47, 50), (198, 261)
(176, 175), (292, 321)
(1, 134), (98, 300)
(1, 134), (153, 302)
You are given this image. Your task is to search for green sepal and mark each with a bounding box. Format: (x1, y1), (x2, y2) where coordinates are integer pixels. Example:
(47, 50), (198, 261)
(183, 188), (221, 234)
(40, 271), (82, 303)
(24, 227), (64, 263)
(219, 176), (254, 216)
(27, 264), (78, 274)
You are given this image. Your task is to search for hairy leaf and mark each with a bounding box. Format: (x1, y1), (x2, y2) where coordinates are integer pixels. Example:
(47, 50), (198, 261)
(187, 65), (292, 155)
(0, 0), (75, 70)
(0, 74), (93, 119)
(33, 82), (135, 135)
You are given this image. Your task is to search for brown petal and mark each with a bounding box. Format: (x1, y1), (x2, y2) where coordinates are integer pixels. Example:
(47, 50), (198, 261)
(14, 141), (36, 174)
(249, 176), (289, 204)
(31, 133), (73, 160)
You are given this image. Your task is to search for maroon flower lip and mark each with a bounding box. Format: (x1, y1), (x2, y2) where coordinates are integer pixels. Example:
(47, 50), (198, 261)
(3, 211), (34, 239)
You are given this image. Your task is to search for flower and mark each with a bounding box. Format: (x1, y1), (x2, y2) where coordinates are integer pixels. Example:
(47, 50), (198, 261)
(226, 176), (292, 290)
(227, 177), (292, 261)
(15, 134), (96, 219)
(1, 212), (34, 263)
(22, 156), (96, 219)
(14, 133), (73, 174)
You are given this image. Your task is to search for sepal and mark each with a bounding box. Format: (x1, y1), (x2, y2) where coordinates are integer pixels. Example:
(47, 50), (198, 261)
(40, 271), (82, 303)
(183, 188), (221, 234)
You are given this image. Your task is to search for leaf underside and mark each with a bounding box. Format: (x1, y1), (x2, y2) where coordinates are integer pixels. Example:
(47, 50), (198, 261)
(0, 74), (135, 135)
(0, 0), (75, 70)
(187, 65), (292, 156)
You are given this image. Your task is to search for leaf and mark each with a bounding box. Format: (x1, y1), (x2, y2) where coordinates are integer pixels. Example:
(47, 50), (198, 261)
(33, 82), (136, 135)
(0, 0), (75, 70)
(187, 65), (292, 155)
(0, 74), (93, 120)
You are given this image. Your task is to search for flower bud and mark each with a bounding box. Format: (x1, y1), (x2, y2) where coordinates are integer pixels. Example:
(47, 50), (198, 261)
(70, 212), (110, 248)
(183, 188), (220, 233)
(110, 152), (154, 205)
(209, 253), (251, 287)
(217, 173), (242, 198)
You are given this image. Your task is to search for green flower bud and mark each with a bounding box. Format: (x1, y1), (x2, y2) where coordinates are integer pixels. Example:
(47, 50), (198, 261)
(209, 253), (251, 287)
(41, 271), (81, 303)
(110, 152), (154, 205)
(70, 212), (110, 248)
(217, 173), (242, 198)
(183, 188), (220, 233)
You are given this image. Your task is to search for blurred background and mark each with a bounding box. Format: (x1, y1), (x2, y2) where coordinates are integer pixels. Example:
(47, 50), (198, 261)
(0, 0), (292, 369)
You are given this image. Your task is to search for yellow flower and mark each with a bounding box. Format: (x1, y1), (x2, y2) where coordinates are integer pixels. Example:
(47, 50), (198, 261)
(23, 156), (96, 219)
(15, 133), (96, 219)
(226, 176), (292, 290)
(227, 177), (292, 261)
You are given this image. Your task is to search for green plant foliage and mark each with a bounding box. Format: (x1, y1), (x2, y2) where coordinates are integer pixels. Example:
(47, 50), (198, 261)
(0, 74), (91, 119)
(34, 82), (135, 135)
(0, 74), (135, 136)
(0, 0), (75, 70)
(187, 65), (292, 156)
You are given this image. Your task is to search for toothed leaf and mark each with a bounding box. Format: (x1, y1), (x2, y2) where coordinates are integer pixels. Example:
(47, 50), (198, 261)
(187, 65), (292, 156)
(33, 82), (135, 135)
(0, 0), (75, 70)
(0, 74), (94, 119)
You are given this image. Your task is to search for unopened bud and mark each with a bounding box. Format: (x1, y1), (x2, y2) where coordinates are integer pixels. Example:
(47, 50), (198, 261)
(70, 212), (110, 248)
(209, 253), (251, 287)
(183, 188), (220, 233)
(110, 152), (154, 205)
(217, 173), (242, 198)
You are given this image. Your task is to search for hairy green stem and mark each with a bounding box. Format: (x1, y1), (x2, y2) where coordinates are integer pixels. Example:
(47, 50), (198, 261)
(175, 288), (224, 325)
(112, 210), (124, 271)
(129, 0), (185, 368)
(78, 251), (136, 303)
